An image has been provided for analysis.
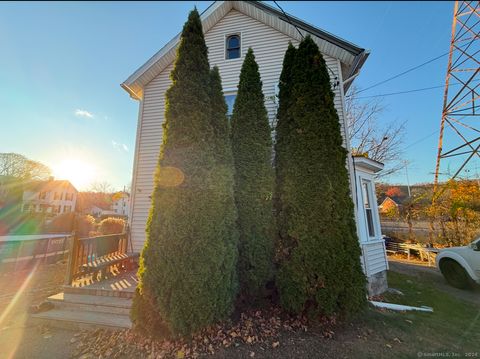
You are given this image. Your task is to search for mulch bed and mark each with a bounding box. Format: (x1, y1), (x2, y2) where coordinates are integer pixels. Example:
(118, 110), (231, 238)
(72, 307), (337, 359)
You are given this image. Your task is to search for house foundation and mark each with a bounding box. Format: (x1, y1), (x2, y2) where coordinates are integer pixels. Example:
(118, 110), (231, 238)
(367, 270), (388, 296)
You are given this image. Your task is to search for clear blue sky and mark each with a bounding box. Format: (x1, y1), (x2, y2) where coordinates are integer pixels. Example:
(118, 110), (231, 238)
(0, 1), (459, 190)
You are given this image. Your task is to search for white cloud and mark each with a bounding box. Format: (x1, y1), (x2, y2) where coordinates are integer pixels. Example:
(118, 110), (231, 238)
(112, 140), (129, 153)
(75, 109), (94, 119)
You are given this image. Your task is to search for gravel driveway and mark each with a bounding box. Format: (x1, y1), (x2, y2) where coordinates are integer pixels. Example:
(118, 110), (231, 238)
(388, 258), (480, 306)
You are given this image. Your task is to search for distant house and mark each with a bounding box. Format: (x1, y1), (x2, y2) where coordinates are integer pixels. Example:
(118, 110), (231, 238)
(112, 192), (130, 217)
(122, 1), (388, 295)
(85, 204), (115, 218)
(378, 196), (400, 215)
(21, 179), (77, 216)
(82, 192), (130, 218)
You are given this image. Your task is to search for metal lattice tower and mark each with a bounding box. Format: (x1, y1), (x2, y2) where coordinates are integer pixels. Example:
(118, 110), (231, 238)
(434, 1), (480, 194)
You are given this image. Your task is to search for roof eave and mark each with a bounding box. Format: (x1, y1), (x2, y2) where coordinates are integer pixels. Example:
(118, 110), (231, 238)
(121, 0), (369, 98)
(353, 155), (384, 173)
(344, 50), (370, 93)
(246, 0), (365, 56)
(121, 82), (142, 101)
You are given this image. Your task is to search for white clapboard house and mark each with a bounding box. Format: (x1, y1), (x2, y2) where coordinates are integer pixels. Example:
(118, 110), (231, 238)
(122, 1), (388, 295)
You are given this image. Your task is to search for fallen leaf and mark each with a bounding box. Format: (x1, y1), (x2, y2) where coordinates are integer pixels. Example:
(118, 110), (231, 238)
(272, 341), (280, 348)
(386, 344), (392, 348)
(250, 352), (255, 357)
(177, 350), (185, 359)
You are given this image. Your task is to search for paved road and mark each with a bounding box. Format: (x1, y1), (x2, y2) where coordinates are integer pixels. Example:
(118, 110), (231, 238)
(388, 258), (480, 306)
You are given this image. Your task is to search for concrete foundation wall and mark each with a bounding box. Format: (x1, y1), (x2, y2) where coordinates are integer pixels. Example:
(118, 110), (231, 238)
(367, 270), (388, 296)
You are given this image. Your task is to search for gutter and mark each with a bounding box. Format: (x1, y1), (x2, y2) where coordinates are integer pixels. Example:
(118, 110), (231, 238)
(121, 83), (141, 101)
(343, 50), (370, 93)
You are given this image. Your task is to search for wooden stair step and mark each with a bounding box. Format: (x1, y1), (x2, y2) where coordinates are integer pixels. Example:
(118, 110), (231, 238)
(48, 292), (132, 315)
(31, 309), (132, 330)
(64, 285), (135, 299)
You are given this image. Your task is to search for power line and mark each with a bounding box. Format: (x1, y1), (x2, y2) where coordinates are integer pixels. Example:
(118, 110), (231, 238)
(353, 84), (446, 99)
(272, 0), (340, 88)
(403, 129), (440, 150)
(357, 50), (451, 94)
(357, 41), (471, 95)
(350, 78), (480, 99)
(273, 0), (304, 41)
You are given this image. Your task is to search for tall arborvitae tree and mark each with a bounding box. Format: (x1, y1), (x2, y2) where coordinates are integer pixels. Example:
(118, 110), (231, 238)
(231, 48), (274, 298)
(274, 43), (296, 254)
(132, 9), (238, 336)
(275, 36), (367, 317)
(208, 65), (239, 309)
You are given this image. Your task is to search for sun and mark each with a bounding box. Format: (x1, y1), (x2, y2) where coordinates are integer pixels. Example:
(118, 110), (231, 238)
(52, 159), (95, 190)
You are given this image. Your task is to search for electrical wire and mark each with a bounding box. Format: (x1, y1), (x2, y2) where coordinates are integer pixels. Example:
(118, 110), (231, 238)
(272, 0), (340, 89)
(349, 78), (480, 99)
(357, 51), (451, 94)
(352, 84), (446, 99)
(357, 42), (471, 95)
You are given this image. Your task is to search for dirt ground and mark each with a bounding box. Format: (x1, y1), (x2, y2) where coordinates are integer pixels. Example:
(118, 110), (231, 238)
(1, 258), (478, 359)
(0, 260), (76, 359)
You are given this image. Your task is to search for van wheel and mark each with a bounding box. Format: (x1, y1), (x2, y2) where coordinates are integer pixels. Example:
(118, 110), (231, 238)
(439, 259), (471, 289)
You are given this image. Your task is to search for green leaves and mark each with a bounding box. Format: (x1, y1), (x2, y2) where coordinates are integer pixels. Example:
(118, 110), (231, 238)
(231, 48), (275, 298)
(132, 8), (238, 337)
(274, 36), (367, 317)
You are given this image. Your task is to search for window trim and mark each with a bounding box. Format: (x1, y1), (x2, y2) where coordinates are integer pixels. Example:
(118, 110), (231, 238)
(361, 179), (375, 238)
(358, 176), (381, 241)
(224, 33), (242, 60)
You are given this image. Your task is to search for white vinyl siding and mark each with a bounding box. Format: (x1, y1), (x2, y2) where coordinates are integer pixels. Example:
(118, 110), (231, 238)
(129, 9), (347, 252)
(361, 240), (389, 276)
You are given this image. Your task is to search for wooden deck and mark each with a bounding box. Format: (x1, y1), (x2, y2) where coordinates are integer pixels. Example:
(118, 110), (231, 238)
(32, 268), (138, 329)
(68, 267), (138, 298)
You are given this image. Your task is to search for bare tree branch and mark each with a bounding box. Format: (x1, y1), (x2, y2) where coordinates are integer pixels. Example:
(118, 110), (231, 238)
(346, 86), (406, 178)
(89, 181), (114, 194)
(0, 153), (51, 180)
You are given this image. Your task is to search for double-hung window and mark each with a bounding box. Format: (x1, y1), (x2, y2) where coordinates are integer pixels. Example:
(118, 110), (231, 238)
(362, 179), (376, 238)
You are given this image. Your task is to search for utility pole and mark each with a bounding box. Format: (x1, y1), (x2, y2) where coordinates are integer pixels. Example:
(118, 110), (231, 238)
(404, 160), (411, 197)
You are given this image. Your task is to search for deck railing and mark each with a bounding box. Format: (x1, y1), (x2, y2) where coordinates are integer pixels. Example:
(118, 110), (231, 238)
(0, 234), (71, 271)
(66, 232), (128, 284)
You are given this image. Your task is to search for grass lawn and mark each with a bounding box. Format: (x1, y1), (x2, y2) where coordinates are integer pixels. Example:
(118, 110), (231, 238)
(356, 271), (480, 358)
(3, 266), (479, 358)
(213, 271), (480, 358)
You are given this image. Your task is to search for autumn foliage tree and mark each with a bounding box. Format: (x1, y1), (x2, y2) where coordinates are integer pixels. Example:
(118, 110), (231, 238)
(430, 180), (480, 246)
(99, 217), (125, 235)
(132, 9), (238, 336)
(385, 186), (404, 198)
(0, 153), (51, 180)
(274, 36), (366, 317)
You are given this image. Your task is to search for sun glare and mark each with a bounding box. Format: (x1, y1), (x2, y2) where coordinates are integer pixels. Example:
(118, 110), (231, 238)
(52, 159), (95, 189)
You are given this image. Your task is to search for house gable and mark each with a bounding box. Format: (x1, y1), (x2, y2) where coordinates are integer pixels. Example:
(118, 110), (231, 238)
(128, 9), (353, 252)
(121, 1), (368, 100)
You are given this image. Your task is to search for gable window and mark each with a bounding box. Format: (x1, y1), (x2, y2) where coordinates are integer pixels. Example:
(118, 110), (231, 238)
(224, 93), (236, 118)
(362, 179), (376, 238)
(226, 34), (240, 59)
